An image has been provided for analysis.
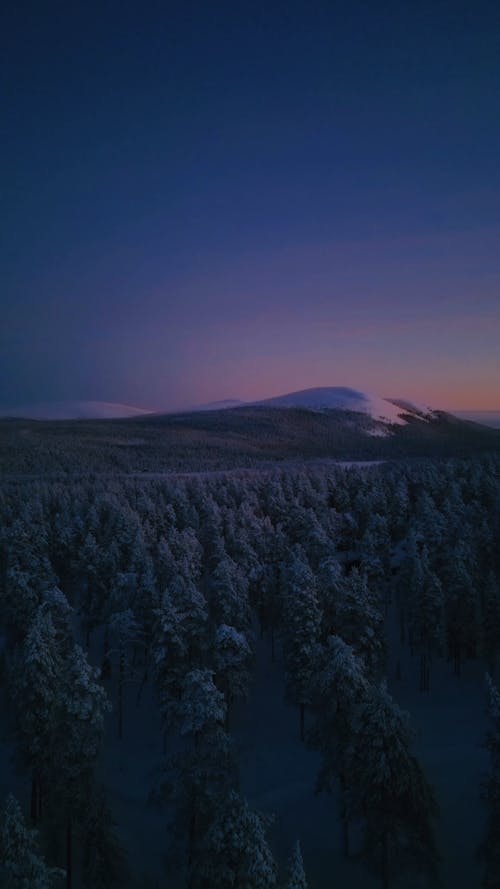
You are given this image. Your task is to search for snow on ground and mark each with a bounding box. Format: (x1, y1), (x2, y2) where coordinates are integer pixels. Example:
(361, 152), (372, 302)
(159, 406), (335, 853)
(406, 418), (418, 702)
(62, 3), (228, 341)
(0, 401), (152, 420)
(98, 679), (167, 888)
(0, 609), (490, 888)
(386, 397), (436, 418)
(386, 607), (487, 889)
(232, 618), (487, 889)
(232, 630), (374, 888)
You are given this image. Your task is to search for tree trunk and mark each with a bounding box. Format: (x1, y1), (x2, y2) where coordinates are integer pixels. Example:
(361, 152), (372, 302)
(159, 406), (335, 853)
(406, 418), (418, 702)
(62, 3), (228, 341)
(118, 648), (124, 740)
(103, 624), (110, 658)
(299, 702), (305, 742)
(271, 624), (275, 663)
(66, 814), (73, 889)
(188, 807), (197, 868)
(340, 774), (350, 857)
(382, 829), (390, 889)
(30, 771), (37, 824)
(419, 652), (427, 692)
(399, 610), (405, 645)
(37, 778), (43, 821)
(136, 663), (149, 707)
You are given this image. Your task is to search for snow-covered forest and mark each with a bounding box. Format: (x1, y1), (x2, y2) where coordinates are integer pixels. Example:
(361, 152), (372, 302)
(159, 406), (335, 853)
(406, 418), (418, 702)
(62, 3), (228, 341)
(1, 455), (500, 888)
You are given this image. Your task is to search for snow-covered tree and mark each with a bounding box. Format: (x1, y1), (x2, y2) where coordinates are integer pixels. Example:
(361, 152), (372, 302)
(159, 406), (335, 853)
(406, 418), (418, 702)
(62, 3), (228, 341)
(308, 635), (369, 855)
(152, 581), (208, 727)
(348, 682), (439, 888)
(166, 668), (226, 737)
(12, 607), (62, 823)
(407, 548), (444, 691)
(51, 645), (110, 889)
(480, 673), (500, 888)
(214, 624), (253, 718)
(285, 840), (308, 889)
(336, 568), (384, 678)
(482, 574), (500, 674)
(0, 794), (63, 889)
(193, 791), (276, 889)
(316, 556), (345, 638)
(107, 608), (141, 739)
(444, 545), (478, 674)
(281, 549), (322, 739)
(208, 556), (251, 634)
(82, 788), (125, 889)
(160, 721), (237, 875)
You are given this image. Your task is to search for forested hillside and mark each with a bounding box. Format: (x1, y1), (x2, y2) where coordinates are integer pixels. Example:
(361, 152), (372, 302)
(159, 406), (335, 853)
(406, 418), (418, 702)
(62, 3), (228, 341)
(1, 456), (500, 888)
(1, 406), (500, 475)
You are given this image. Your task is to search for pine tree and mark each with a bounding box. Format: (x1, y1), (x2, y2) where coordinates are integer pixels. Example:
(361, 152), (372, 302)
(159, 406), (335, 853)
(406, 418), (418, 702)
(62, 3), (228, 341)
(308, 635), (369, 855)
(108, 608), (141, 740)
(408, 549), (444, 691)
(166, 668), (226, 737)
(0, 794), (64, 889)
(152, 582), (208, 727)
(285, 840), (308, 889)
(193, 791), (276, 889)
(12, 607), (62, 824)
(281, 549), (322, 740)
(482, 574), (500, 674)
(51, 644), (110, 889)
(214, 623), (253, 718)
(159, 671), (236, 877)
(82, 787), (126, 889)
(348, 682), (440, 888)
(316, 556), (345, 638)
(479, 673), (500, 888)
(444, 542), (478, 673)
(336, 568), (384, 678)
(208, 556), (251, 633)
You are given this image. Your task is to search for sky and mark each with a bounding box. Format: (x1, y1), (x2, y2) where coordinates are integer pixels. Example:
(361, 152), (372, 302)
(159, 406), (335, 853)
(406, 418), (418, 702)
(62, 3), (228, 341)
(2, 0), (499, 411)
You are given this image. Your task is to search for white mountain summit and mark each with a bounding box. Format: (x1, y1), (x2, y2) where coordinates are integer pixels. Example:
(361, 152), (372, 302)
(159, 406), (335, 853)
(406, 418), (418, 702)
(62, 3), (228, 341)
(250, 387), (437, 426)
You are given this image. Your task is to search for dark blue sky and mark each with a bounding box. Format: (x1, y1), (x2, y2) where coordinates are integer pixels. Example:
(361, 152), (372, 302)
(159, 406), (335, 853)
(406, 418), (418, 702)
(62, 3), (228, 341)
(2, 0), (499, 410)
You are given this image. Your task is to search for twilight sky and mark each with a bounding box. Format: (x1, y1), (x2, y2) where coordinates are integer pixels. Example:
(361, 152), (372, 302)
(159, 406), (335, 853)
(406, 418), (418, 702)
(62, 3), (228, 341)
(2, 0), (499, 411)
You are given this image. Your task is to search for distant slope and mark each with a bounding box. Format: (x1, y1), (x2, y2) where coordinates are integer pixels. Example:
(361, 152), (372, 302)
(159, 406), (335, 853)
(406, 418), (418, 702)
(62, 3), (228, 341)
(453, 411), (500, 429)
(0, 400), (151, 420)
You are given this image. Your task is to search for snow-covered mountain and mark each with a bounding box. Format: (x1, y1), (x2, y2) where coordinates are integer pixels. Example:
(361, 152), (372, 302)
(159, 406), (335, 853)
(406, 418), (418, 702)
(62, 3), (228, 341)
(249, 387), (437, 426)
(0, 401), (152, 420)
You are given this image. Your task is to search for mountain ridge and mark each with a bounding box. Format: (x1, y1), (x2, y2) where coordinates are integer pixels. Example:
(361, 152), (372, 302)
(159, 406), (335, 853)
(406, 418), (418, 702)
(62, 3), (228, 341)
(0, 400), (151, 420)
